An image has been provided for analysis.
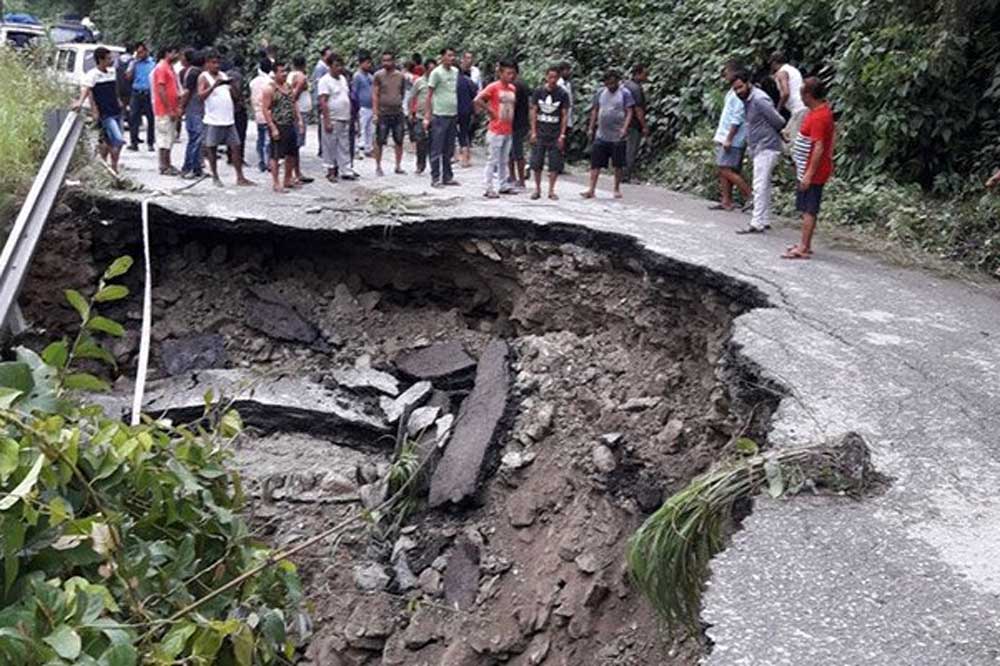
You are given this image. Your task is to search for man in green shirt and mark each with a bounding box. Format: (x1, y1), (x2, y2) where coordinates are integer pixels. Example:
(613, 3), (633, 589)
(423, 47), (460, 187)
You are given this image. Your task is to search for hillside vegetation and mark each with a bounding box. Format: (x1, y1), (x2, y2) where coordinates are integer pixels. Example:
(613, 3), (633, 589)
(28, 0), (1000, 273)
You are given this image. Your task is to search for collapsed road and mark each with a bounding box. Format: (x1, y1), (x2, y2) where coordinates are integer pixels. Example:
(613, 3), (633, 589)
(14, 148), (1000, 665)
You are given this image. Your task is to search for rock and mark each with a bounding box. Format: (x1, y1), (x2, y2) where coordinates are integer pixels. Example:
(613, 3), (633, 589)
(380, 381), (433, 423)
(501, 450), (536, 471)
(575, 551), (600, 575)
(507, 491), (537, 528)
(332, 283), (361, 316)
(592, 444), (617, 473)
(159, 334), (227, 376)
(357, 291), (382, 312)
(526, 633), (551, 665)
(427, 389), (452, 413)
(155, 285), (182, 304)
(418, 567), (443, 597)
(473, 239), (503, 262)
(331, 367), (400, 397)
(621, 396), (661, 412)
(344, 595), (395, 650)
(601, 432), (624, 448)
(394, 342), (477, 385)
(524, 403), (555, 441)
(353, 563), (390, 592)
(429, 340), (510, 507)
(407, 406), (441, 437)
(245, 298), (319, 344)
(143, 369), (389, 437)
(443, 533), (481, 611)
(402, 607), (447, 650)
(392, 536), (417, 562)
(656, 418), (685, 451)
(393, 555), (418, 591)
(359, 479), (388, 510)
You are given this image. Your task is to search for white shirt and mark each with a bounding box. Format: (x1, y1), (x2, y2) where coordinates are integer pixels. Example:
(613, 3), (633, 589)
(318, 73), (351, 121)
(779, 64), (806, 115)
(201, 71), (234, 126)
(469, 65), (482, 90)
(558, 77), (574, 127)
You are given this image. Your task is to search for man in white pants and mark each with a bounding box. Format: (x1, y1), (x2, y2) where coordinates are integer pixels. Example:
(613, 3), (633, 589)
(731, 70), (786, 235)
(319, 53), (359, 181)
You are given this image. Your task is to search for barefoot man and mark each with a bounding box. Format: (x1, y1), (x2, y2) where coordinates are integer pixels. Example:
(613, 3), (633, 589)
(262, 60), (303, 193)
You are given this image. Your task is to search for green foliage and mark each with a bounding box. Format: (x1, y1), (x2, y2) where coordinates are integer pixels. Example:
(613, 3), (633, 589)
(0, 47), (68, 223)
(0, 258), (305, 665)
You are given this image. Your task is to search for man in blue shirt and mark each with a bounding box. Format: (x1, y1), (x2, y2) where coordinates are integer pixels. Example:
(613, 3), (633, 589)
(710, 60), (752, 211)
(353, 53), (374, 157)
(126, 41), (155, 151)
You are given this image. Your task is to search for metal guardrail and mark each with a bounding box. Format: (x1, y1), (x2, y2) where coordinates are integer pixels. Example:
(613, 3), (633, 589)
(0, 109), (84, 331)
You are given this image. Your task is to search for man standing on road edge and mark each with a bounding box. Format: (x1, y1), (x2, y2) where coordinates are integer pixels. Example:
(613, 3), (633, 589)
(581, 69), (634, 200)
(198, 50), (255, 188)
(151, 45), (181, 176)
(785, 77), (835, 259)
(319, 52), (359, 181)
(622, 63), (650, 183)
(529, 65), (569, 200)
(424, 47), (460, 187)
(126, 42), (155, 152)
(372, 51), (408, 176)
(710, 60), (751, 211)
(73, 46), (126, 174)
(732, 69), (785, 235)
(475, 59), (518, 198)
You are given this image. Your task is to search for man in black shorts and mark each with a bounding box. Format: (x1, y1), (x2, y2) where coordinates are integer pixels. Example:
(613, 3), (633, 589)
(529, 65), (569, 200)
(456, 68), (478, 168)
(509, 62), (531, 191)
(372, 51), (408, 176)
(582, 70), (634, 199)
(262, 61), (303, 192)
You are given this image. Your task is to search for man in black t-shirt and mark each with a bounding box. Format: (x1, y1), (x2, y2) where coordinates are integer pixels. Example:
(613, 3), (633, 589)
(529, 65), (570, 200)
(509, 63), (531, 191)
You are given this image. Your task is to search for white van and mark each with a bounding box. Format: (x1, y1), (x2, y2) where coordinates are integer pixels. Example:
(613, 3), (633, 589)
(0, 20), (46, 49)
(51, 43), (124, 90)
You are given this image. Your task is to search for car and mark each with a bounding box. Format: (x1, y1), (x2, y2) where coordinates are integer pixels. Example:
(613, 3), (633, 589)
(1, 13), (46, 50)
(50, 15), (97, 44)
(51, 42), (125, 90)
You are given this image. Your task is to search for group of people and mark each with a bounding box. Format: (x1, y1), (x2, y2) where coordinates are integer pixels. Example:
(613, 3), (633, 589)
(73, 41), (834, 259)
(712, 52), (835, 260)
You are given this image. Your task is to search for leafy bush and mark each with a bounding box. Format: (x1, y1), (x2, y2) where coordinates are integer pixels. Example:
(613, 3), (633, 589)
(0, 47), (67, 223)
(0, 258), (305, 665)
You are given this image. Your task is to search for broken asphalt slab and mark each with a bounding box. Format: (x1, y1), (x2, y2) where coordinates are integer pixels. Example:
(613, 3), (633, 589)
(89, 145), (1000, 664)
(143, 368), (390, 439)
(429, 340), (510, 508)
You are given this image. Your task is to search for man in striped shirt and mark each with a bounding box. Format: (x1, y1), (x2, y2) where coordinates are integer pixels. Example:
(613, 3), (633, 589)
(785, 77), (835, 260)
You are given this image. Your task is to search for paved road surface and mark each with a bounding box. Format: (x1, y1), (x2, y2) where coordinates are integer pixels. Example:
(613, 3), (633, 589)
(95, 134), (1000, 665)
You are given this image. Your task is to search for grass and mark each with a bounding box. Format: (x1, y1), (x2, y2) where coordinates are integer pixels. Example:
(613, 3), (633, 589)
(626, 434), (876, 631)
(0, 47), (68, 229)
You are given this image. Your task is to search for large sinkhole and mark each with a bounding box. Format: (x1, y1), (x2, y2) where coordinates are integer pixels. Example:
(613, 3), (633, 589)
(19, 198), (781, 665)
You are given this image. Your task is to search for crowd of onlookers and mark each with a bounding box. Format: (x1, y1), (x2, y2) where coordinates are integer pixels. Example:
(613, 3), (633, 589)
(72, 42), (835, 260)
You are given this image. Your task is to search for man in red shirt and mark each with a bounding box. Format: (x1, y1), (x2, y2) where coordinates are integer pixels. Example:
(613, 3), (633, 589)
(474, 59), (517, 198)
(152, 45), (181, 175)
(785, 77), (834, 259)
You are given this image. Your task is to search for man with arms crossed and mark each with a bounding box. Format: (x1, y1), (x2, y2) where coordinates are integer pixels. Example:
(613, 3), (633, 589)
(529, 65), (569, 200)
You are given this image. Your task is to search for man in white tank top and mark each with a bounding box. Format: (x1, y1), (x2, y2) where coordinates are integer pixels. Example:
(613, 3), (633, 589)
(198, 49), (254, 187)
(769, 51), (807, 147)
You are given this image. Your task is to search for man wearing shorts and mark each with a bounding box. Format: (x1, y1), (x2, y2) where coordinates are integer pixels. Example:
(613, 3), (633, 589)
(198, 50), (254, 187)
(785, 77), (835, 259)
(581, 70), (634, 199)
(529, 65), (569, 200)
(372, 51), (408, 176)
(262, 61), (303, 193)
(151, 45), (180, 175)
(73, 46), (126, 175)
(509, 63), (531, 191)
(711, 61), (751, 211)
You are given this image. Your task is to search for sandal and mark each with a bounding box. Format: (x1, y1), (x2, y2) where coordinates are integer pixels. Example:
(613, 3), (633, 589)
(781, 247), (812, 260)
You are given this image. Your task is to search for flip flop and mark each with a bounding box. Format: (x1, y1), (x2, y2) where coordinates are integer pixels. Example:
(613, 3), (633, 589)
(580, 191), (595, 199)
(785, 244), (814, 255)
(708, 203), (733, 211)
(781, 247), (811, 260)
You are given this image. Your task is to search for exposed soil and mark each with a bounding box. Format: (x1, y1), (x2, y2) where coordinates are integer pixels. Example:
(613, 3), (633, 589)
(18, 197), (780, 665)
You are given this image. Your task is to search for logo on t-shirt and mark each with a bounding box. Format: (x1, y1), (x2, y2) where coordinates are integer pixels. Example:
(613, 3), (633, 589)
(537, 94), (562, 125)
